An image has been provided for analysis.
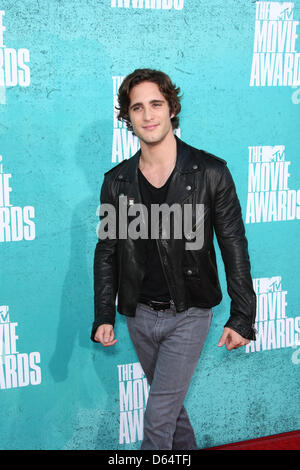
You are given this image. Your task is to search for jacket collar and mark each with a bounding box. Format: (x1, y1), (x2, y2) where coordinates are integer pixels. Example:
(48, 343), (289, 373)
(116, 135), (200, 209)
(118, 135), (201, 184)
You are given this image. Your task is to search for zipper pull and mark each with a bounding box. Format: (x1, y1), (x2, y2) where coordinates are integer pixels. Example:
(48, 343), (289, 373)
(170, 299), (176, 315)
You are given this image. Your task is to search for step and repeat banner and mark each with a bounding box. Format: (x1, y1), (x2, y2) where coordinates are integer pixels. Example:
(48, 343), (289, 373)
(1, 0), (300, 450)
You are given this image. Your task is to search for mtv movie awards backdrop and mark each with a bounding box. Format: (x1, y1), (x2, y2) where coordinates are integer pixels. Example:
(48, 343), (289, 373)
(0, 0), (300, 450)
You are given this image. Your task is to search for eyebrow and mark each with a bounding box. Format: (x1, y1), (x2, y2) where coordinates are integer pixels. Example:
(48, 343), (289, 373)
(129, 99), (165, 110)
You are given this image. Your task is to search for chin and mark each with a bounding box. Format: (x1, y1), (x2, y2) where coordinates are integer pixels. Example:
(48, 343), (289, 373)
(139, 131), (170, 146)
(141, 136), (164, 146)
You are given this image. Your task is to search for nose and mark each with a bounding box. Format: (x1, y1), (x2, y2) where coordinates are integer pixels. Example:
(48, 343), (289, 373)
(143, 105), (153, 121)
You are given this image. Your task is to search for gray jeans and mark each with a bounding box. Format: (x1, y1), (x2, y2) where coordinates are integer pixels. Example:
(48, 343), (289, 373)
(126, 302), (213, 450)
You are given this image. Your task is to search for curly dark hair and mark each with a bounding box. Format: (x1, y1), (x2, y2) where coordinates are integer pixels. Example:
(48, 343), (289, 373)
(116, 68), (182, 132)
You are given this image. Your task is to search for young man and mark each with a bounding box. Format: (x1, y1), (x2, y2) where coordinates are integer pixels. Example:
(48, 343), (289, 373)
(91, 69), (256, 450)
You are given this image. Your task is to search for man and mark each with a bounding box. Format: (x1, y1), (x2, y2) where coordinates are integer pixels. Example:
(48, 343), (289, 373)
(91, 69), (256, 450)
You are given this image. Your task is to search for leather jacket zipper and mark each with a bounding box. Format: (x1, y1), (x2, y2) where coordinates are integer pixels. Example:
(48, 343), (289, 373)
(156, 238), (176, 313)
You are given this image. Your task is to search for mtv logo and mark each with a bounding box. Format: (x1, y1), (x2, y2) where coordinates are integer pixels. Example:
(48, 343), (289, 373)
(258, 277), (282, 294)
(132, 362), (145, 380)
(0, 305), (10, 323)
(261, 146), (285, 162)
(269, 2), (294, 20)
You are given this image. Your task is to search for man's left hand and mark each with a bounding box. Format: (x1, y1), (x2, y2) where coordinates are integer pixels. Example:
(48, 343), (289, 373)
(217, 327), (249, 351)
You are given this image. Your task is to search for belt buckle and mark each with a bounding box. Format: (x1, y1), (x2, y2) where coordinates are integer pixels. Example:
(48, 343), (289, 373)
(149, 300), (170, 311)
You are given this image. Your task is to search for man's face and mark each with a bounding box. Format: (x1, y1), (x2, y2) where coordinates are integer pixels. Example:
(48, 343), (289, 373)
(128, 81), (174, 146)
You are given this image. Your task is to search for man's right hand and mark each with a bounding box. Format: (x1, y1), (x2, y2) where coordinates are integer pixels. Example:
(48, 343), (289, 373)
(94, 324), (118, 347)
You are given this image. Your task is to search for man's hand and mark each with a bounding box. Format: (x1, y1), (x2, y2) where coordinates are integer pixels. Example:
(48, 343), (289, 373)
(94, 324), (118, 347)
(218, 327), (249, 351)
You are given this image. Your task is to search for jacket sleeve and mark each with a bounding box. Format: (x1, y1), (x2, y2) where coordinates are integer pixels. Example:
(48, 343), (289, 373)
(91, 174), (118, 342)
(213, 164), (257, 340)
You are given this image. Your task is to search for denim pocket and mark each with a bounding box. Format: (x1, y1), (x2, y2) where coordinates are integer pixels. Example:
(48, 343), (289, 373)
(186, 307), (212, 317)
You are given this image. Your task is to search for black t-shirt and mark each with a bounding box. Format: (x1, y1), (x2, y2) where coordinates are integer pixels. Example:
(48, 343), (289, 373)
(137, 166), (175, 302)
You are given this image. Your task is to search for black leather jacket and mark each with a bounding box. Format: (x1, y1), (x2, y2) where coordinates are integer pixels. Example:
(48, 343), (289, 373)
(91, 136), (257, 341)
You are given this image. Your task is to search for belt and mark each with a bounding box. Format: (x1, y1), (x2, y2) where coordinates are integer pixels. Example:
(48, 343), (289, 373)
(142, 300), (173, 311)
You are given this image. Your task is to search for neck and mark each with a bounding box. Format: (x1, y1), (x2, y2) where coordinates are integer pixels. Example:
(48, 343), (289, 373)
(139, 130), (177, 170)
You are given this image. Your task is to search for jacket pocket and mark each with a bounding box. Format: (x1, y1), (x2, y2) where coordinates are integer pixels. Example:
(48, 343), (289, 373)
(182, 249), (221, 305)
(183, 205), (211, 253)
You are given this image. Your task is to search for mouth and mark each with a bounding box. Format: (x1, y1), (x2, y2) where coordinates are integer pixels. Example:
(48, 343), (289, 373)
(143, 124), (159, 131)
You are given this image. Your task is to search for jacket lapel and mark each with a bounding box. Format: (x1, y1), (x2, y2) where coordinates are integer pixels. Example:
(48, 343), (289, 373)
(118, 135), (201, 207)
(114, 136), (202, 238)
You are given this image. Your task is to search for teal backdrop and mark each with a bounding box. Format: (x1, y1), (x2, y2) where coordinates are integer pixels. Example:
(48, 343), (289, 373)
(1, 0), (300, 450)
